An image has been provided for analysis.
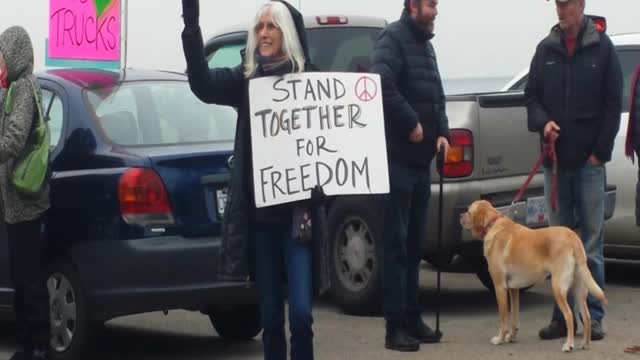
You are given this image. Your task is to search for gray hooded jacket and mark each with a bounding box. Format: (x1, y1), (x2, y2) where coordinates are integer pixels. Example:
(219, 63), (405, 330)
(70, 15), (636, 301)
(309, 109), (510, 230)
(0, 26), (50, 224)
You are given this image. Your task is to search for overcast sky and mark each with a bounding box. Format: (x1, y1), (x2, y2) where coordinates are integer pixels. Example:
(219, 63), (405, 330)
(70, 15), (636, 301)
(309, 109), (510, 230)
(1, 0), (637, 79)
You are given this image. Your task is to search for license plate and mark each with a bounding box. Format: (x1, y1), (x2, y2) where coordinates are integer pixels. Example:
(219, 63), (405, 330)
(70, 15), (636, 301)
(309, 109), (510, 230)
(216, 188), (228, 218)
(526, 197), (548, 225)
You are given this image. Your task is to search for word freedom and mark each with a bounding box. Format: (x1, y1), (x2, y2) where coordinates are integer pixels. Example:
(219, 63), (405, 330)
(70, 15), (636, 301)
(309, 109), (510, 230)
(258, 158), (371, 205)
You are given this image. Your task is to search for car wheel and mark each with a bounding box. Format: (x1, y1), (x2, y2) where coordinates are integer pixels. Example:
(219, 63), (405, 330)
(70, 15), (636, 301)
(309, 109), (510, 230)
(47, 260), (91, 360)
(473, 258), (495, 292)
(209, 305), (262, 340)
(328, 196), (383, 315)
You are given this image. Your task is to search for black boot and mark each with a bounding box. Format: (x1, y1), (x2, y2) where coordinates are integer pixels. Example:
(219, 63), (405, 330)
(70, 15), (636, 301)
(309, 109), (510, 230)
(407, 317), (442, 343)
(591, 320), (605, 341)
(9, 352), (29, 360)
(539, 320), (576, 340)
(385, 324), (420, 352)
(9, 350), (49, 360)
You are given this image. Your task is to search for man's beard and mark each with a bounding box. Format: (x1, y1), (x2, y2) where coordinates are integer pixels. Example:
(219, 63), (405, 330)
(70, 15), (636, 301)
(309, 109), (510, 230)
(415, 8), (435, 33)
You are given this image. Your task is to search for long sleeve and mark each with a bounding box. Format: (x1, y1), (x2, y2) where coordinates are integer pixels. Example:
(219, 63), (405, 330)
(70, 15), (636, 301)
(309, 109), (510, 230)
(0, 79), (34, 164)
(594, 37), (623, 163)
(525, 47), (551, 134)
(370, 30), (419, 136)
(181, 14), (244, 107)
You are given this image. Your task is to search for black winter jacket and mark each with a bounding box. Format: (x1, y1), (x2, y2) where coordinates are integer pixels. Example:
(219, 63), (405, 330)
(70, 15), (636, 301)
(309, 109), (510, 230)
(370, 10), (450, 169)
(181, 0), (330, 295)
(628, 65), (640, 226)
(526, 18), (623, 168)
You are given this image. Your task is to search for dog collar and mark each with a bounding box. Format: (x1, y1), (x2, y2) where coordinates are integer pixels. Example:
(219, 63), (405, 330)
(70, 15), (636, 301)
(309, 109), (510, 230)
(481, 215), (502, 239)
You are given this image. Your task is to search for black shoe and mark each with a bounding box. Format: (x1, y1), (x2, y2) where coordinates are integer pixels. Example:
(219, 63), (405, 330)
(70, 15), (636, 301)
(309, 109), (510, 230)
(9, 352), (28, 360)
(407, 318), (442, 343)
(591, 320), (605, 341)
(385, 327), (420, 352)
(539, 320), (576, 340)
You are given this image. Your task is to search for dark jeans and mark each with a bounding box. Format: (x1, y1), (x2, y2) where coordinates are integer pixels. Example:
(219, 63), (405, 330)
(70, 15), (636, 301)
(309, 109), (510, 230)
(7, 217), (50, 353)
(252, 222), (314, 360)
(382, 161), (431, 328)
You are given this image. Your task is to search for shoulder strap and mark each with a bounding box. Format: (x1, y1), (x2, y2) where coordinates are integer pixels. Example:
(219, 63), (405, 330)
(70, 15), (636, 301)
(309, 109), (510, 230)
(25, 77), (44, 127)
(4, 82), (15, 115)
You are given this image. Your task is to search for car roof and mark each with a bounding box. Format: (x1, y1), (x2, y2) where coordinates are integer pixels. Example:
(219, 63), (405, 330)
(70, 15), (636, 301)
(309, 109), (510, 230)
(36, 68), (187, 89)
(502, 32), (640, 91)
(611, 32), (640, 47)
(206, 14), (387, 40)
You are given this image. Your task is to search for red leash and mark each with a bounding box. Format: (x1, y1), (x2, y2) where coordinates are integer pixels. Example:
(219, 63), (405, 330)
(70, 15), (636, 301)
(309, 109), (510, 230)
(512, 137), (558, 212)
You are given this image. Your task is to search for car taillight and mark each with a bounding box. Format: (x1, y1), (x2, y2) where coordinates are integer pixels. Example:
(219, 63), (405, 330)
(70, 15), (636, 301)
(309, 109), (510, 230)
(442, 129), (473, 178)
(118, 168), (175, 226)
(316, 16), (348, 25)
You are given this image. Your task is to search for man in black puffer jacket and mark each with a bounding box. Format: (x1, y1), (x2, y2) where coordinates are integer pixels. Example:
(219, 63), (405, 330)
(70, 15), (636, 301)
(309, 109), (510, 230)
(525, 0), (622, 342)
(370, 0), (450, 352)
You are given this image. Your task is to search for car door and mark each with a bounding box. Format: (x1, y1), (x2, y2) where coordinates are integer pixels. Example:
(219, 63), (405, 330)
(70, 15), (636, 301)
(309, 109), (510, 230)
(604, 46), (640, 250)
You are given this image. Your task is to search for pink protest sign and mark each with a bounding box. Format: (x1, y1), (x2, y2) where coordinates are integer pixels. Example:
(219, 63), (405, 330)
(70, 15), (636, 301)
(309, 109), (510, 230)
(48, 0), (121, 62)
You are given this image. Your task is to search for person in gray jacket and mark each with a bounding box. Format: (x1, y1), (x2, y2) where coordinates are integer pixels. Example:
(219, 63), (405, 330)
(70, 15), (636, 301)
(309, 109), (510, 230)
(0, 26), (51, 360)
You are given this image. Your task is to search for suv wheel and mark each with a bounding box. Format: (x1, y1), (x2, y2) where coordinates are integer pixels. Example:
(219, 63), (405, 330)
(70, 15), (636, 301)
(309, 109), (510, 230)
(328, 196), (383, 315)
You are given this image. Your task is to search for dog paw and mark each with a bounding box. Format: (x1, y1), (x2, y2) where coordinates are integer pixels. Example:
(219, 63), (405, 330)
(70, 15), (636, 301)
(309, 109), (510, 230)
(491, 336), (504, 345)
(562, 343), (574, 353)
(581, 342), (590, 350)
(505, 332), (517, 343)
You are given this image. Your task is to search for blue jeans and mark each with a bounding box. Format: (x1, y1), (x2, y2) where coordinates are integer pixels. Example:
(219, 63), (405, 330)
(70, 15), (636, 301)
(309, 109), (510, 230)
(382, 161), (431, 328)
(544, 162), (606, 323)
(252, 222), (314, 360)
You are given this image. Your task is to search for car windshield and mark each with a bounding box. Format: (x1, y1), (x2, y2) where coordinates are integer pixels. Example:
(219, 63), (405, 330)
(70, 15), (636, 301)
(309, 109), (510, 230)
(85, 81), (236, 146)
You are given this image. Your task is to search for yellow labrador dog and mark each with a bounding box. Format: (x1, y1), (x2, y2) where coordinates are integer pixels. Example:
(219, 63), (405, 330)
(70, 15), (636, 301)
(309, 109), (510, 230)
(460, 200), (607, 353)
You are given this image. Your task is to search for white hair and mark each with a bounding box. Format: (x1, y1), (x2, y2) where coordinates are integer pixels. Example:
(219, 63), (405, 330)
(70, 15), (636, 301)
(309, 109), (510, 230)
(244, 2), (306, 78)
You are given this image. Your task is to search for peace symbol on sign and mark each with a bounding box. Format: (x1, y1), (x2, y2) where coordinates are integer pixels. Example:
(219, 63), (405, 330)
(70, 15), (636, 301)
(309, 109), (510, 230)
(355, 76), (378, 102)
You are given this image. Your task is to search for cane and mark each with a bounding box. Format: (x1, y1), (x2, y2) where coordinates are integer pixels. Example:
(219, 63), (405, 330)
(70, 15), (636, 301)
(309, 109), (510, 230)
(435, 144), (445, 340)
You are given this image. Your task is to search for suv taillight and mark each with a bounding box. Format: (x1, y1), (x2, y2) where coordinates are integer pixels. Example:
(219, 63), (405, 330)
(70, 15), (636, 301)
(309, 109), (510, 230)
(442, 129), (473, 178)
(316, 16), (348, 25)
(587, 15), (607, 33)
(118, 168), (175, 226)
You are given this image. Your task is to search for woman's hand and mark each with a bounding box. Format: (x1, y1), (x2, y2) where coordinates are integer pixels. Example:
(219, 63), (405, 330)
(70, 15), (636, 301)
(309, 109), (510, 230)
(182, 0), (200, 26)
(311, 185), (327, 206)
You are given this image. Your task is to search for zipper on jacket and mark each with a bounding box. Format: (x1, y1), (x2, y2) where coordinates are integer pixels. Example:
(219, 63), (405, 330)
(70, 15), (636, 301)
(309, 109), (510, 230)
(566, 61), (571, 125)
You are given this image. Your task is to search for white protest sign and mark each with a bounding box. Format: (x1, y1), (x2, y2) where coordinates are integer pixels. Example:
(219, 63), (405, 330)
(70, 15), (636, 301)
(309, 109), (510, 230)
(249, 72), (390, 208)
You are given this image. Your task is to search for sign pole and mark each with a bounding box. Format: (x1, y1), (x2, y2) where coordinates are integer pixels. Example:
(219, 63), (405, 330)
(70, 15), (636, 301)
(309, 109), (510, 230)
(122, 0), (129, 69)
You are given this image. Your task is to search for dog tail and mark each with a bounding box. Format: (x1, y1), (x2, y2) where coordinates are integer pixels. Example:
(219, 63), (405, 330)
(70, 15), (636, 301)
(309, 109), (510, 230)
(578, 262), (607, 305)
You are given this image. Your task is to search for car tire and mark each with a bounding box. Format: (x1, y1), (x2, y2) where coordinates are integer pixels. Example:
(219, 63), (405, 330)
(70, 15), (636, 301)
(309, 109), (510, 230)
(473, 257), (496, 292)
(328, 196), (383, 315)
(47, 259), (92, 360)
(209, 305), (262, 340)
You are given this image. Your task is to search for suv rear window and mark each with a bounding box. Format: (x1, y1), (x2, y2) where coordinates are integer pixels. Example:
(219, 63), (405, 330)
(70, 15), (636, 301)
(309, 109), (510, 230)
(207, 26), (382, 72)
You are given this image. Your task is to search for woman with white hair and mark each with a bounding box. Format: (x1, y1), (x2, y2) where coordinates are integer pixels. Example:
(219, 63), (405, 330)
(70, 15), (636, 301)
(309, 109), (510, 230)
(181, 1), (327, 359)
